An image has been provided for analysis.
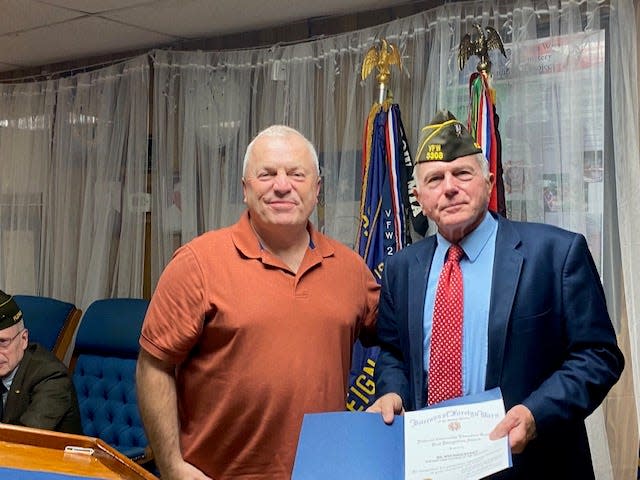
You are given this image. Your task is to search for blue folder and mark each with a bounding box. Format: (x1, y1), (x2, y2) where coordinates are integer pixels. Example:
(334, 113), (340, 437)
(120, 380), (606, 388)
(292, 411), (404, 479)
(292, 388), (508, 479)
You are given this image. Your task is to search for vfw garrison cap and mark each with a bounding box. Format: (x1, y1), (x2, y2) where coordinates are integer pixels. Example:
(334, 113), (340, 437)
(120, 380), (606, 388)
(415, 110), (482, 164)
(0, 290), (23, 331)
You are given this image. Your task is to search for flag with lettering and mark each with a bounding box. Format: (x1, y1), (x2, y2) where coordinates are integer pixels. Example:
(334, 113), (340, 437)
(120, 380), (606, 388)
(347, 102), (417, 411)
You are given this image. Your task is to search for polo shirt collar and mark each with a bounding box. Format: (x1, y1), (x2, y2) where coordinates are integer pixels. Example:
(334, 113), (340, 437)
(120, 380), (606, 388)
(231, 210), (335, 261)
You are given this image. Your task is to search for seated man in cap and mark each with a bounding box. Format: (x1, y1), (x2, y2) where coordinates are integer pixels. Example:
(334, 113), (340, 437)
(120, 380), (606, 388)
(0, 289), (82, 434)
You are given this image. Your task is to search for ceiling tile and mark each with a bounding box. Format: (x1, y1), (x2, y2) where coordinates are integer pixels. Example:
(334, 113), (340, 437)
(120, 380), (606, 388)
(0, 16), (177, 68)
(34, 0), (154, 15)
(101, 0), (410, 38)
(0, 0), (83, 35)
(0, 0), (417, 75)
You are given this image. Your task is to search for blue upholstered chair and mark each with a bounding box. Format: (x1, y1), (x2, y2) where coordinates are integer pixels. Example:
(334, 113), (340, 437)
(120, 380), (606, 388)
(70, 298), (152, 466)
(13, 294), (82, 363)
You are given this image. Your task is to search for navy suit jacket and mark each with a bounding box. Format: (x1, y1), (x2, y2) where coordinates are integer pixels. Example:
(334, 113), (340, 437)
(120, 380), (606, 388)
(374, 214), (624, 479)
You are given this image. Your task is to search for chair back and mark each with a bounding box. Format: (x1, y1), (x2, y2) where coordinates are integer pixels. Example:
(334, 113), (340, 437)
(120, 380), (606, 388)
(13, 294), (82, 363)
(70, 298), (149, 461)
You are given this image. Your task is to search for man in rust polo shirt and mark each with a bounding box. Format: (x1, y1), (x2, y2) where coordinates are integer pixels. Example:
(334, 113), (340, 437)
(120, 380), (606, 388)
(137, 125), (380, 480)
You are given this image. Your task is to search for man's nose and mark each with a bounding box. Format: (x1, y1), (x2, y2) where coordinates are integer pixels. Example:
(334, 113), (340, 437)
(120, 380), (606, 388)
(273, 171), (292, 190)
(442, 173), (458, 191)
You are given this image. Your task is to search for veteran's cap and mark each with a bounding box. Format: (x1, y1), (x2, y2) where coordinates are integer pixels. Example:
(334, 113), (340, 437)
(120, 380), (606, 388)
(415, 110), (482, 164)
(0, 290), (23, 331)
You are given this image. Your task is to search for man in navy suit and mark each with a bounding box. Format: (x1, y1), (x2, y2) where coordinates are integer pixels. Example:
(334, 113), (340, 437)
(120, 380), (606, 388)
(366, 110), (624, 478)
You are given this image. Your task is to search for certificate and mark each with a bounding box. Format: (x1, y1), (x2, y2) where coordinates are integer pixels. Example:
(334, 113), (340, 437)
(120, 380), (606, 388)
(292, 388), (511, 480)
(403, 388), (511, 479)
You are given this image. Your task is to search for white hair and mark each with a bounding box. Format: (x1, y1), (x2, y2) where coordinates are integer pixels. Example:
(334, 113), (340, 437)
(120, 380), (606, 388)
(242, 125), (319, 176)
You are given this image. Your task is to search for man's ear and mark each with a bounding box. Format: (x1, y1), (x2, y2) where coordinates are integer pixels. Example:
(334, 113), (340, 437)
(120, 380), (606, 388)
(21, 328), (29, 350)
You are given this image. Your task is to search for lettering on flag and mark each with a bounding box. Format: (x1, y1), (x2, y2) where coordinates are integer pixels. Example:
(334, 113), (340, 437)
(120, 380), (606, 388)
(348, 102), (417, 411)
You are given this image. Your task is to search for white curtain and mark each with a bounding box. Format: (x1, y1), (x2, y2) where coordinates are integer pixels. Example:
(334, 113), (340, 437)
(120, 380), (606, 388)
(150, 1), (636, 477)
(0, 0), (637, 477)
(0, 79), (56, 295)
(609, 0), (640, 478)
(0, 56), (149, 311)
(152, 0), (638, 479)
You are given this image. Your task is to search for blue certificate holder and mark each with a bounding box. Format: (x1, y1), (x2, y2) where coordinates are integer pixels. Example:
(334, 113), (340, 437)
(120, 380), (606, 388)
(292, 388), (509, 480)
(292, 411), (404, 480)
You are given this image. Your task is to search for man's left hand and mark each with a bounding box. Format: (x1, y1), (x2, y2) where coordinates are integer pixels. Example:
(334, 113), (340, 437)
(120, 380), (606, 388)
(489, 404), (537, 454)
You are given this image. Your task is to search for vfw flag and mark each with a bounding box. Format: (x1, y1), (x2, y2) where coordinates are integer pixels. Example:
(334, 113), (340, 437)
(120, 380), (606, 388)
(348, 102), (414, 411)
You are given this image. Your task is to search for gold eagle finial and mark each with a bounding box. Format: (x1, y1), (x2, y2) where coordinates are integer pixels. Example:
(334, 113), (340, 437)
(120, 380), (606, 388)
(361, 39), (402, 86)
(459, 24), (507, 73)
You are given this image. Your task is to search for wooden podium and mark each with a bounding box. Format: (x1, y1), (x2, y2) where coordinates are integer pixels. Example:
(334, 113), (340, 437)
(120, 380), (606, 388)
(0, 423), (158, 479)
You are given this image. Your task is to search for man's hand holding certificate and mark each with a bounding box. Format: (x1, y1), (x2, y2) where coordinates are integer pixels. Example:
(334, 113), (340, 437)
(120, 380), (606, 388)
(292, 388), (511, 480)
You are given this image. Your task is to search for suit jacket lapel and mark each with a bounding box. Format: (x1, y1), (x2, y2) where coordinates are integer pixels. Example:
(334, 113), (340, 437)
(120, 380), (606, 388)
(4, 347), (32, 419)
(486, 217), (523, 388)
(408, 236), (436, 407)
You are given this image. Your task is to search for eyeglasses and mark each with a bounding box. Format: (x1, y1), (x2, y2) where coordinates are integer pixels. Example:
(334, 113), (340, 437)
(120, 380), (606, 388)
(0, 329), (25, 350)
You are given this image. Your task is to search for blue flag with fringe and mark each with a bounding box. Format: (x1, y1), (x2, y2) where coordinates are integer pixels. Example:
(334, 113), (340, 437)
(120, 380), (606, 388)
(347, 102), (416, 411)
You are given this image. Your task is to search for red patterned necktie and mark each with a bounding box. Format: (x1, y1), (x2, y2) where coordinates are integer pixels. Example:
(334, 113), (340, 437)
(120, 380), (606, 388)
(427, 244), (464, 405)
